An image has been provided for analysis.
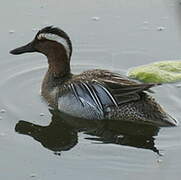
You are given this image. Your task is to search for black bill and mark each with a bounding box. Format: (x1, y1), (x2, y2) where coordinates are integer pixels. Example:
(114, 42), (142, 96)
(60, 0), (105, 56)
(10, 42), (36, 55)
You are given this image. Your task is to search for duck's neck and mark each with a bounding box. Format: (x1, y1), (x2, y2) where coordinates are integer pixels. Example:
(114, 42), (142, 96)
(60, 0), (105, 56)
(41, 54), (72, 96)
(48, 51), (71, 78)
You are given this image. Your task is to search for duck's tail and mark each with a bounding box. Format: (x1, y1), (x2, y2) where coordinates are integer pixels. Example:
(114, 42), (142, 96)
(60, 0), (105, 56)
(160, 113), (178, 127)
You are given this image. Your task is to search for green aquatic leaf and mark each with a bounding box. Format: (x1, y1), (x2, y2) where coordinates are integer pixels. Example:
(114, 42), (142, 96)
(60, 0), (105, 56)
(128, 61), (181, 83)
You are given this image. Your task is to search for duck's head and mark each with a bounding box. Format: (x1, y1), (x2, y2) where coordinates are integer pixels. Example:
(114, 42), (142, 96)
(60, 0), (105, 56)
(10, 26), (72, 59)
(10, 26), (73, 76)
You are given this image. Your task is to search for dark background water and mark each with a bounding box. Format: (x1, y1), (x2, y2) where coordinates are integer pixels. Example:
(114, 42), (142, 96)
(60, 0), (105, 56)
(1, 0), (181, 179)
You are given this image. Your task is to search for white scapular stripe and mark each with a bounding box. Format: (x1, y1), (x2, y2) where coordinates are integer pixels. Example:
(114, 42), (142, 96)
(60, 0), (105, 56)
(82, 83), (103, 111)
(97, 84), (118, 107)
(38, 33), (70, 58)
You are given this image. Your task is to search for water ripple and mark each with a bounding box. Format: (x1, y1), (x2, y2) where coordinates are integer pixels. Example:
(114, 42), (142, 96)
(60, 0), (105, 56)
(1, 55), (180, 173)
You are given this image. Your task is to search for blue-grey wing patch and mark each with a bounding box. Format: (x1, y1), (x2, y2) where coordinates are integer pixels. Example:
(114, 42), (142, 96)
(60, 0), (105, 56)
(90, 83), (118, 108)
(69, 82), (118, 110)
(58, 81), (119, 119)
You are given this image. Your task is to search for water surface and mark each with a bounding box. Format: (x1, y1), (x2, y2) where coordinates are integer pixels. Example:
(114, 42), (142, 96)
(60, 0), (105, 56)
(1, 0), (181, 179)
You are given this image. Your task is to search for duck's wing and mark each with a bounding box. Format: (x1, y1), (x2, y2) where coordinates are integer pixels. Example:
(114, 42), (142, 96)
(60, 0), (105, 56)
(97, 78), (159, 104)
(65, 81), (115, 112)
(77, 69), (157, 92)
(91, 79), (159, 106)
(66, 72), (159, 110)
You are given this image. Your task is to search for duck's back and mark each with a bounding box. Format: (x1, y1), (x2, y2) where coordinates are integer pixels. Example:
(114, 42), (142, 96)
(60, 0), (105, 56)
(57, 69), (177, 127)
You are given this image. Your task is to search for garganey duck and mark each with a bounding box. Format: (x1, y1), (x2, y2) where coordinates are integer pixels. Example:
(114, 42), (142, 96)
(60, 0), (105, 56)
(10, 26), (178, 127)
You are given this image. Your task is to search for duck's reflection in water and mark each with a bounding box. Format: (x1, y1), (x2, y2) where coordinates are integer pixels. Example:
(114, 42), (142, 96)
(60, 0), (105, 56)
(15, 109), (160, 155)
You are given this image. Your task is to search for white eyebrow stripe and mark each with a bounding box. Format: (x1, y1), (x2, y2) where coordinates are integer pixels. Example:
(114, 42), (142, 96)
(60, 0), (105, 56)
(37, 33), (70, 58)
